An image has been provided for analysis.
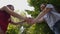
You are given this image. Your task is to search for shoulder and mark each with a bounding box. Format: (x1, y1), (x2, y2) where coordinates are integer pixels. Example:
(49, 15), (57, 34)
(46, 4), (54, 8)
(47, 4), (53, 6)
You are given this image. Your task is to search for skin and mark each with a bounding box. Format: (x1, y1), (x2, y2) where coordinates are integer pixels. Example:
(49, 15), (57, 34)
(29, 4), (52, 24)
(0, 5), (26, 34)
(0, 4), (52, 33)
(1, 6), (26, 20)
(1, 4), (52, 24)
(6, 5), (25, 25)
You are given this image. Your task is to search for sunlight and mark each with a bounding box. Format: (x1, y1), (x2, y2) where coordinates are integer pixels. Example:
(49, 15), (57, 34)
(0, 0), (34, 11)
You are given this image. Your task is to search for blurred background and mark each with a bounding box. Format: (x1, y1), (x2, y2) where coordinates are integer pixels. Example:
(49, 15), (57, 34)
(0, 0), (60, 34)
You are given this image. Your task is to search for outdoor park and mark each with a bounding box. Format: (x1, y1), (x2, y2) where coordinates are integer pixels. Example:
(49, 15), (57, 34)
(0, 0), (60, 34)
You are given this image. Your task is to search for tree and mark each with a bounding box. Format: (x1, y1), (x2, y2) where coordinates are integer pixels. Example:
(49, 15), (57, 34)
(27, 0), (60, 12)
(25, 0), (60, 34)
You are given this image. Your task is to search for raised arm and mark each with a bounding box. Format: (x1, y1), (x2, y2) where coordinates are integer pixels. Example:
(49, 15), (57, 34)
(32, 7), (52, 23)
(1, 6), (26, 20)
(10, 20), (25, 25)
(33, 4), (54, 23)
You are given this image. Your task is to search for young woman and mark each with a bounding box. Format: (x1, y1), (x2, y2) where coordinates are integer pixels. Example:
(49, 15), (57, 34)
(0, 5), (28, 34)
(29, 3), (60, 34)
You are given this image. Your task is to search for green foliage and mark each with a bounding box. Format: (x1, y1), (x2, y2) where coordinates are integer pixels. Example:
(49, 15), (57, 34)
(6, 0), (60, 34)
(25, 0), (60, 34)
(6, 10), (27, 34)
(25, 10), (40, 18)
(27, 22), (54, 34)
(28, 0), (60, 12)
(6, 24), (20, 34)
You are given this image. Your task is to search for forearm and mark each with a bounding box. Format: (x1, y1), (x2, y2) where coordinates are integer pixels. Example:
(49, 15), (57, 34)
(10, 22), (18, 25)
(11, 22), (21, 25)
(36, 17), (44, 23)
(10, 20), (25, 25)
(34, 8), (50, 23)
(6, 9), (25, 20)
(3, 6), (26, 20)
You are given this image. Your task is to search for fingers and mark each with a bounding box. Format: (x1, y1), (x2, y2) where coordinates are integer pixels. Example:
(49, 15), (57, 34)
(24, 17), (35, 24)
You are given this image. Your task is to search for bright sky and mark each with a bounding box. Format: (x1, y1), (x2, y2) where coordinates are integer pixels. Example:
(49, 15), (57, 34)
(0, 0), (34, 11)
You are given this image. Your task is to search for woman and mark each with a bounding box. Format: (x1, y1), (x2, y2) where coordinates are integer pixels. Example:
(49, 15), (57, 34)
(29, 3), (60, 34)
(0, 5), (30, 34)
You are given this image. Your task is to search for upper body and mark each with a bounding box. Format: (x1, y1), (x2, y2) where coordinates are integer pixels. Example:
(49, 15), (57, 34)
(0, 9), (10, 32)
(0, 5), (15, 32)
(43, 4), (60, 30)
(31, 4), (60, 30)
(0, 5), (25, 33)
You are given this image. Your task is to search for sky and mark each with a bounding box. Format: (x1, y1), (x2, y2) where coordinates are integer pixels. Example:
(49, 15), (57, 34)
(0, 0), (34, 11)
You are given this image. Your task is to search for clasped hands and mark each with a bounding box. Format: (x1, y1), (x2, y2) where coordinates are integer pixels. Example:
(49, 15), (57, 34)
(1, 6), (35, 24)
(24, 17), (35, 24)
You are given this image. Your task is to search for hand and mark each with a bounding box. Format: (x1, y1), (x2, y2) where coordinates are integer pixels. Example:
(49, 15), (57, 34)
(25, 17), (35, 24)
(30, 19), (36, 24)
(24, 17), (32, 22)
